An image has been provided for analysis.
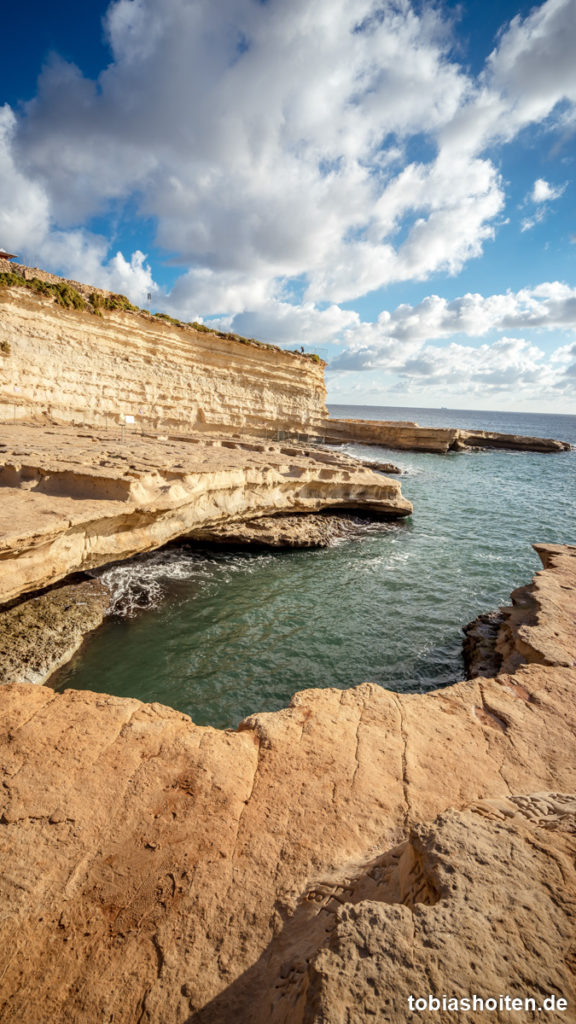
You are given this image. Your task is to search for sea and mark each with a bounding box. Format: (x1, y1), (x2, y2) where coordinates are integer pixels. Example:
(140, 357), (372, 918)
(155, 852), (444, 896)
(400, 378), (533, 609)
(52, 405), (576, 728)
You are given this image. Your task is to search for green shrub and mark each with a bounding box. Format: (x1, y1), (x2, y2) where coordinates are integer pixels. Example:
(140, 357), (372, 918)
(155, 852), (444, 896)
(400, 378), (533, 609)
(0, 272), (87, 310)
(0, 272), (324, 363)
(103, 293), (139, 313)
(153, 311), (183, 327)
(49, 281), (87, 310)
(0, 271), (28, 289)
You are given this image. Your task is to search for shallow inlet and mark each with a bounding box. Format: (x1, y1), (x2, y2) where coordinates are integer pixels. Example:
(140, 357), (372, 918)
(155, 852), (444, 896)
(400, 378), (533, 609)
(53, 407), (576, 728)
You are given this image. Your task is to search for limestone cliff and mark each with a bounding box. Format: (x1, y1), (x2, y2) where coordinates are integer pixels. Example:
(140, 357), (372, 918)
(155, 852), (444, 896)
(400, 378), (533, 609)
(0, 546), (574, 1022)
(0, 282), (327, 435)
(0, 269), (570, 453)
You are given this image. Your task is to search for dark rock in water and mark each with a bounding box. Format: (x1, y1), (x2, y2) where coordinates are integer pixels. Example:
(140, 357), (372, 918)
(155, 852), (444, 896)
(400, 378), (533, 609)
(191, 512), (373, 549)
(358, 458), (402, 474)
(111, 580), (157, 615)
(0, 579), (110, 686)
(462, 610), (505, 679)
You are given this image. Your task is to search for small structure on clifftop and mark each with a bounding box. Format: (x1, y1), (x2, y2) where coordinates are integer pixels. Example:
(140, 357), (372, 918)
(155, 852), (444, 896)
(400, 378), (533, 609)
(0, 249), (17, 262)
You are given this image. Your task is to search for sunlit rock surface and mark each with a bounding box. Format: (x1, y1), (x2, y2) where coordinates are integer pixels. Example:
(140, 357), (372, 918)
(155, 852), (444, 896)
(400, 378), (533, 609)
(0, 425), (411, 605)
(0, 546), (574, 1022)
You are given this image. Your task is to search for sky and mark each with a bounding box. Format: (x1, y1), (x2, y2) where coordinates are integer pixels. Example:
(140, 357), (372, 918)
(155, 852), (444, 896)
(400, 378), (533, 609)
(1, 0), (576, 412)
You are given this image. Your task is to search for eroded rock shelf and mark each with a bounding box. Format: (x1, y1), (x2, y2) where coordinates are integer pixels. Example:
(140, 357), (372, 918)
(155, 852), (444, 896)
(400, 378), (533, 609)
(0, 424), (411, 606)
(0, 545), (575, 1022)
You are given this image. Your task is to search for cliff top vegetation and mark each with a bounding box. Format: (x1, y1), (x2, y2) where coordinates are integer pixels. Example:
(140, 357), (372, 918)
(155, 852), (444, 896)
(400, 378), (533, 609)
(0, 270), (325, 365)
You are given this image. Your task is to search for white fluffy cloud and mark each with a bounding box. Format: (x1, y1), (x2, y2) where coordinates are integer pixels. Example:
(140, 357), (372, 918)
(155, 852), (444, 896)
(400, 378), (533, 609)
(530, 178), (566, 203)
(0, 0), (574, 413)
(331, 333), (576, 400)
(1, 0), (572, 318)
(325, 281), (576, 368)
(0, 102), (157, 303)
(521, 176), (568, 231)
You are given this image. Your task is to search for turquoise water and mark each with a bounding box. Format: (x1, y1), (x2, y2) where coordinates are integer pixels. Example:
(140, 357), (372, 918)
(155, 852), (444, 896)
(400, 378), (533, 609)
(54, 407), (576, 728)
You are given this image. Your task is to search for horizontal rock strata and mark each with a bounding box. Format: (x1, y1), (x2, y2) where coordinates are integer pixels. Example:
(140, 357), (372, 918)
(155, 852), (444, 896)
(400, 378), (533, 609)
(1, 273), (570, 455)
(0, 282), (327, 435)
(324, 417), (571, 453)
(0, 545), (574, 1022)
(0, 424), (411, 605)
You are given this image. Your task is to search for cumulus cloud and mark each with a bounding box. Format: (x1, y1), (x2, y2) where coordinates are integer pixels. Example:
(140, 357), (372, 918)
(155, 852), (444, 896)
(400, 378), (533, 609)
(4, 0), (572, 317)
(530, 177), (567, 203)
(0, 105), (50, 251)
(331, 335), (576, 400)
(325, 281), (576, 366)
(0, 0), (574, 398)
(521, 176), (568, 230)
(0, 101), (158, 304)
(322, 280), (576, 400)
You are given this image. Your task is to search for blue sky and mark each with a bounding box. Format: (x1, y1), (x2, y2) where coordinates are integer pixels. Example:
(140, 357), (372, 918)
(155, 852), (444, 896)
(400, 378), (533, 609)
(1, 0), (576, 411)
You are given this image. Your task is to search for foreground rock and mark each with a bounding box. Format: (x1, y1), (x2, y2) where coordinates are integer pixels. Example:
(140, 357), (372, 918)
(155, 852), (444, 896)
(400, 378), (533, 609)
(0, 579), (109, 686)
(0, 545), (574, 1022)
(274, 794), (576, 1024)
(0, 424), (411, 605)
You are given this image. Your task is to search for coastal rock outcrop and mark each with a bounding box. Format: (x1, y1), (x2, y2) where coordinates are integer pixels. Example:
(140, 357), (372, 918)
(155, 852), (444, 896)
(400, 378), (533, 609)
(464, 542), (576, 678)
(0, 425), (411, 605)
(324, 417), (571, 453)
(0, 579), (109, 687)
(0, 545), (574, 1022)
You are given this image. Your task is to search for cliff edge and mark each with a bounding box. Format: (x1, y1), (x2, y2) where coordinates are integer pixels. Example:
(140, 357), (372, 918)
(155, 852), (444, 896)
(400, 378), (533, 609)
(0, 424), (411, 605)
(0, 546), (574, 1022)
(0, 266), (571, 453)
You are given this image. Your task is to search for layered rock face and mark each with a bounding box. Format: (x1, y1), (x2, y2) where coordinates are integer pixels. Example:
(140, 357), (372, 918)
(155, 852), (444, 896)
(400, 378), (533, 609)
(0, 546), (574, 1022)
(0, 424), (411, 605)
(0, 283), (327, 435)
(1, 272), (571, 454)
(324, 416), (571, 453)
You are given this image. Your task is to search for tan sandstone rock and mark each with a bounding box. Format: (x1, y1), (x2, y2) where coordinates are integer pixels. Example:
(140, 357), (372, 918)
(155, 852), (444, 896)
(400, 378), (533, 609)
(323, 417), (571, 453)
(0, 546), (574, 1022)
(0, 424), (411, 605)
(0, 280), (327, 435)
(269, 794), (576, 1024)
(1, 272), (570, 455)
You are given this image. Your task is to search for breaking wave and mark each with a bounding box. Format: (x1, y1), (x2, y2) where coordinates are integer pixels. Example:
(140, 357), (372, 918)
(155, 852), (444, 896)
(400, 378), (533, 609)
(91, 546), (275, 618)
